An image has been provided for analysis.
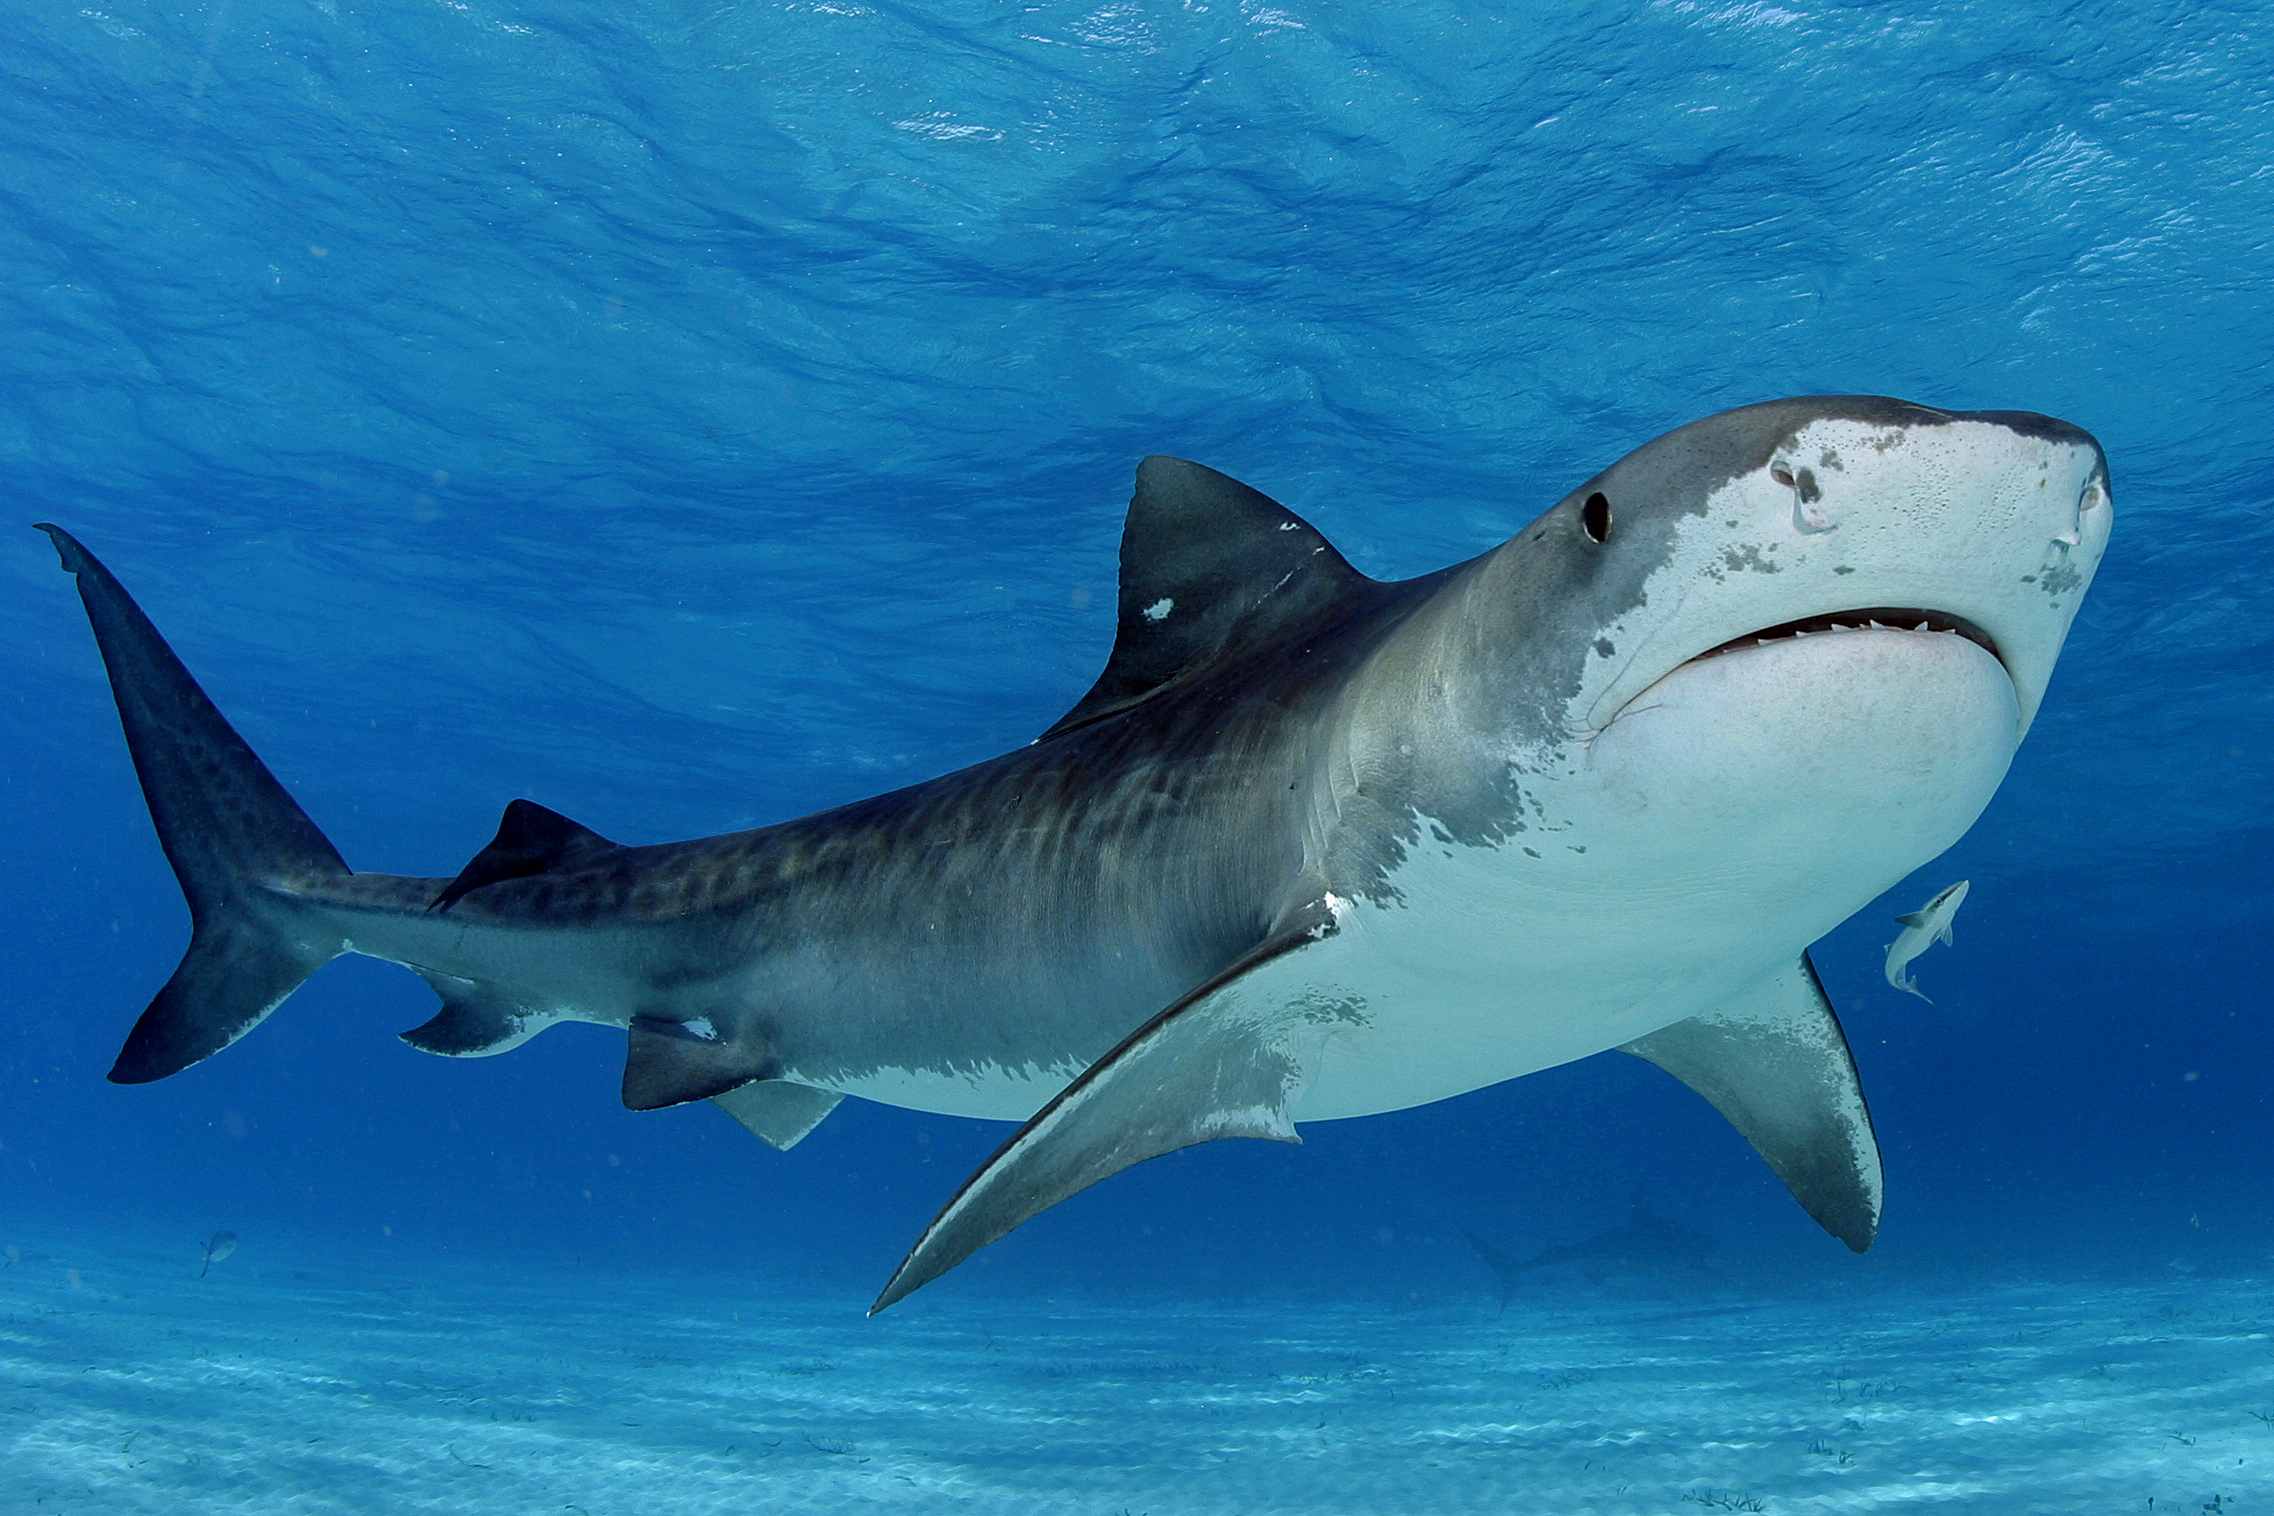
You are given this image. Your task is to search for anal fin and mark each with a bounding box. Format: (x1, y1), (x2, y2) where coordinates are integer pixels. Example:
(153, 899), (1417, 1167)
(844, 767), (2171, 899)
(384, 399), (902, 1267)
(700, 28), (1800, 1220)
(400, 975), (544, 1057)
(711, 1081), (844, 1151)
(1619, 953), (1882, 1251)
(871, 899), (1349, 1314)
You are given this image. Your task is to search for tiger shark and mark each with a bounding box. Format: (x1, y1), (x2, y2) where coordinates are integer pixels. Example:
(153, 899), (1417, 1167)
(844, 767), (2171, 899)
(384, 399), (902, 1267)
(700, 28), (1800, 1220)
(39, 395), (2112, 1313)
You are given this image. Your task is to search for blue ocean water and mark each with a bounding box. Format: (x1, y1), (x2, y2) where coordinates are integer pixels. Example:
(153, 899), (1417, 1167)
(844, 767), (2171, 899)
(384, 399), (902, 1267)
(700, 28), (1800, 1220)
(2, 2), (2270, 1510)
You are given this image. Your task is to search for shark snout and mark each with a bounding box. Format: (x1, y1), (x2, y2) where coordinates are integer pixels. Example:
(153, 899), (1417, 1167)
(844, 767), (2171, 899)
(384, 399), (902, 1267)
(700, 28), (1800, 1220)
(1996, 412), (2112, 549)
(1950, 415), (2112, 737)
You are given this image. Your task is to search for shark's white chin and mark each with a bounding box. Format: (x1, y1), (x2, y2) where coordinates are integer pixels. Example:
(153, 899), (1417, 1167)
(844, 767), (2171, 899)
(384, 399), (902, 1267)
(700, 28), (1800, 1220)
(1586, 625), (2018, 898)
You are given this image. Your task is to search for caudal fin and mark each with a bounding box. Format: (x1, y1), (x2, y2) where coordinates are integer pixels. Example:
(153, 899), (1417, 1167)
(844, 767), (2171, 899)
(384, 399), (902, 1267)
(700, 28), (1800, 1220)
(39, 525), (349, 1083)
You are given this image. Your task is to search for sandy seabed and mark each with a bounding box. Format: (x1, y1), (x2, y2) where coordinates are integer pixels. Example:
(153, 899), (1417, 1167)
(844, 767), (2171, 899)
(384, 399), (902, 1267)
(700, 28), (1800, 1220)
(2, 1227), (2267, 1514)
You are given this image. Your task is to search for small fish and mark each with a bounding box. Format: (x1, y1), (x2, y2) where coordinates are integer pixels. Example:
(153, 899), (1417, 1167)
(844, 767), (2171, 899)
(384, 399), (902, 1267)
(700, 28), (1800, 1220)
(1883, 879), (1969, 1002)
(199, 1230), (238, 1279)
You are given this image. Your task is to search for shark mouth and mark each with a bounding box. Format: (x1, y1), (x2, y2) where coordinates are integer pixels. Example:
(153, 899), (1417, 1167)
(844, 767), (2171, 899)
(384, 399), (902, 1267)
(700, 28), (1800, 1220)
(1693, 609), (2003, 671)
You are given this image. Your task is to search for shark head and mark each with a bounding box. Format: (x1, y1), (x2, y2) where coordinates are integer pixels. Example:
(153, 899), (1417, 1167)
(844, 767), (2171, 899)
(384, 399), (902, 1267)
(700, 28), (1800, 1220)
(1551, 395), (2111, 747)
(1371, 395), (2112, 975)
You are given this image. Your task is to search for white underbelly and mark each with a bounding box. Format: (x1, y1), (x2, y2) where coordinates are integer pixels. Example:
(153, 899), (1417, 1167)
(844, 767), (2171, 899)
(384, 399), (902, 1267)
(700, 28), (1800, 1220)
(1288, 867), (1797, 1121)
(1298, 634), (2021, 1120)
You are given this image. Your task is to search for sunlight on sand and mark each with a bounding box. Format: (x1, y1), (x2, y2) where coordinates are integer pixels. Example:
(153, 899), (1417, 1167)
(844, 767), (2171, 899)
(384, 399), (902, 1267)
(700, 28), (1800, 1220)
(1, 1230), (2266, 1513)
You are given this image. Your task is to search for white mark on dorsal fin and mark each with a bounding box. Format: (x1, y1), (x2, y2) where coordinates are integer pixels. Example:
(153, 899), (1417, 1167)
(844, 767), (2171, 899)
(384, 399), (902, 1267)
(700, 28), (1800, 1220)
(1278, 520), (1300, 532)
(1143, 597), (1175, 622)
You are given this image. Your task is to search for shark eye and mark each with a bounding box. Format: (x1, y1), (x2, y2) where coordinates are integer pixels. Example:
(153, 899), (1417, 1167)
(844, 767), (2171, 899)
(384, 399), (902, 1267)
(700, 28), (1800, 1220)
(1581, 491), (1613, 544)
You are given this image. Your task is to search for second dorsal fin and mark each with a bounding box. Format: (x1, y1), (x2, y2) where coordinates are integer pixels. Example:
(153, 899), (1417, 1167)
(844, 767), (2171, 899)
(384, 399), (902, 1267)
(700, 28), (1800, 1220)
(1040, 457), (1371, 740)
(430, 798), (619, 912)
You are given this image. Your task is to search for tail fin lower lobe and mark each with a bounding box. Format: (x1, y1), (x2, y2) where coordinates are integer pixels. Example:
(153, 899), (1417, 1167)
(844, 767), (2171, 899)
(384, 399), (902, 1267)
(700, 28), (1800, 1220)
(39, 525), (349, 1082)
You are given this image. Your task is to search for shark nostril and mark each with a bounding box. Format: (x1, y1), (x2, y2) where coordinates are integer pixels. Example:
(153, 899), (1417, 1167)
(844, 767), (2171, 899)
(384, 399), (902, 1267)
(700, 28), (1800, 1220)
(1771, 458), (1833, 535)
(2052, 481), (2107, 549)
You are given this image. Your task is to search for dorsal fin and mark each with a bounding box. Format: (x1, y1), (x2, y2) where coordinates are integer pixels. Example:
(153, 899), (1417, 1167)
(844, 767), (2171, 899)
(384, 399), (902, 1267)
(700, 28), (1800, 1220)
(1041, 457), (1370, 740)
(430, 798), (618, 912)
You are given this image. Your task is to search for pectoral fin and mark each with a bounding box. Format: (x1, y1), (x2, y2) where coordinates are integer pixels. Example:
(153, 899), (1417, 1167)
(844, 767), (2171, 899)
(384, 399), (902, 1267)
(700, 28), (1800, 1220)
(1620, 954), (1882, 1252)
(870, 900), (1349, 1315)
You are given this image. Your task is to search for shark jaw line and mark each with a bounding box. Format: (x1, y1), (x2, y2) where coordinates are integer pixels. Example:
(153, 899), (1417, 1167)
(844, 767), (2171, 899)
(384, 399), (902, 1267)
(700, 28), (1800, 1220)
(1692, 608), (2002, 669)
(1597, 608), (2011, 732)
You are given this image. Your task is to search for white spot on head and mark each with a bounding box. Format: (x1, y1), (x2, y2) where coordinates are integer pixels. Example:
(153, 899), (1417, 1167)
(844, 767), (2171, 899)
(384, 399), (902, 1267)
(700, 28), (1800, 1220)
(1143, 597), (1175, 622)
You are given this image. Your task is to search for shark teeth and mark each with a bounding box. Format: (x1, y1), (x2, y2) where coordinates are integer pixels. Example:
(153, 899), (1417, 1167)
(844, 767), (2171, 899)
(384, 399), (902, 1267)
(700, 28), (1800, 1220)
(1692, 609), (2002, 666)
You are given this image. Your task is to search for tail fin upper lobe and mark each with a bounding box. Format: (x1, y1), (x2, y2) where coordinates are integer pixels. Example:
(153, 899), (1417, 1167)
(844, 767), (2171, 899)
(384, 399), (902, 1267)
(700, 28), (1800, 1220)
(39, 525), (349, 1083)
